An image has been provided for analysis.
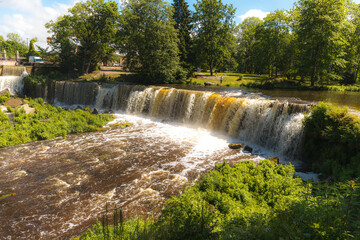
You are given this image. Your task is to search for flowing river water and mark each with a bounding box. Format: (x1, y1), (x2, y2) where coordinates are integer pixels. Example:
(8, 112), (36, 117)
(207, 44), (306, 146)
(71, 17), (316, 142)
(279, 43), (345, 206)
(0, 78), (353, 239)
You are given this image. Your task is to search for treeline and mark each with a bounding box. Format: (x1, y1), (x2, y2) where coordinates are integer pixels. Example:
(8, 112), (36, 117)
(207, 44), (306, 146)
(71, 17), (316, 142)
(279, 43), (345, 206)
(45, 0), (235, 83)
(237, 0), (360, 86)
(0, 33), (28, 58)
(44, 0), (360, 85)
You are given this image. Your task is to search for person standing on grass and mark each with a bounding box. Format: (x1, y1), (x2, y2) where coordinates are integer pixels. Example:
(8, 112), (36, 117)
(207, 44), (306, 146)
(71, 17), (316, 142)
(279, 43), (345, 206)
(220, 76), (223, 86)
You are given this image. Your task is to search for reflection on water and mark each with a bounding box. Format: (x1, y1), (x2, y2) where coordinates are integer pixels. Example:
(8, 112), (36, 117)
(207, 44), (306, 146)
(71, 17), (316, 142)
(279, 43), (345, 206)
(0, 114), (262, 239)
(260, 89), (360, 111)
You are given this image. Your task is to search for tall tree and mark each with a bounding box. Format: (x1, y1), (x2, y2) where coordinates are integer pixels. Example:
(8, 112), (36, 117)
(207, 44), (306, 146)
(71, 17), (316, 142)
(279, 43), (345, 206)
(343, 2), (360, 84)
(118, 0), (181, 83)
(295, 0), (348, 86)
(46, 0), (119, 74)
(193, 0), (236, 75)
(173, 0), (193, 68)
(236, 17), (263, 74)
(255, 10), (291, 77)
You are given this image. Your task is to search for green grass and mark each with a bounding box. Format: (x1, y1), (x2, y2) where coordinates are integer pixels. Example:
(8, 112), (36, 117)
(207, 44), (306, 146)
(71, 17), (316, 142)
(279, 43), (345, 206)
(188, 72), (360, 92)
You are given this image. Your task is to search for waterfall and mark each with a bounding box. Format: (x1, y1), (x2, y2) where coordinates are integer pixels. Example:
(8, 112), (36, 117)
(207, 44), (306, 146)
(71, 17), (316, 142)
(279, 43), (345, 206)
(52, 82), (309, 160)
(1, 66), (27, 76)
(0, 72), (28, 95)
(125, 87), (307, 160)
(54, 81), (99, 107)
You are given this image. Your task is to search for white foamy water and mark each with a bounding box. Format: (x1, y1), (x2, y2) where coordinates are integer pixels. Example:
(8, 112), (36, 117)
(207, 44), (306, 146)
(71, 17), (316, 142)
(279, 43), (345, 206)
(0, 71), (28, 95)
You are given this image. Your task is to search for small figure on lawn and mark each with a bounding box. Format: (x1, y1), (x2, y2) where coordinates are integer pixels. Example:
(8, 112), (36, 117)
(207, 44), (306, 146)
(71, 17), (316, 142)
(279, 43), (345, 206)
(220, 76), (223, 86)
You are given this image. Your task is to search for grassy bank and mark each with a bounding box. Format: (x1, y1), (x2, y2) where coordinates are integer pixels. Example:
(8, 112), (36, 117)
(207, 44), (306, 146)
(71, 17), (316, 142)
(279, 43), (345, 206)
(0, 98), (114, 147)
(188, 72), (360, 92)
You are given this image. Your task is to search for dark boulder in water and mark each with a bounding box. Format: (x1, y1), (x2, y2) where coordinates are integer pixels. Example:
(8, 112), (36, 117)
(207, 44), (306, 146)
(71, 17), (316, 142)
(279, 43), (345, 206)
(228, 143), (243, 150)
(243, 146), (253, 153)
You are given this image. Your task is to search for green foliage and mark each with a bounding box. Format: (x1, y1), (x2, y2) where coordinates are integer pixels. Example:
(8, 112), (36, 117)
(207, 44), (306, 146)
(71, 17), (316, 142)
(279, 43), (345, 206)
(303, 102), (360, 180)
(157, 160), (305, 239)
(173, 0), (193, 70)
(46, 0), (120, 74)
(26, 38), (40, 59)
(193, 0), (236, 76)
(0, 98), (114, 147)
(0, 92), (11, 104)
(119, 0), (182, 83)
(295, 0), (348, 86)
(0, 33), (28, 58)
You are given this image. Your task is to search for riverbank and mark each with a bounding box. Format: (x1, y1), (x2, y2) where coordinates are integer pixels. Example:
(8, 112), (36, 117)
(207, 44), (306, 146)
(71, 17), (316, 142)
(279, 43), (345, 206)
(188, 72), (360, 92)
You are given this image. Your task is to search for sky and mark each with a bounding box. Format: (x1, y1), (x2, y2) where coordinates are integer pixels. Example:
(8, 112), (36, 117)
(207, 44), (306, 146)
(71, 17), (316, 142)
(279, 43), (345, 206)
(0, 0), (348, 48)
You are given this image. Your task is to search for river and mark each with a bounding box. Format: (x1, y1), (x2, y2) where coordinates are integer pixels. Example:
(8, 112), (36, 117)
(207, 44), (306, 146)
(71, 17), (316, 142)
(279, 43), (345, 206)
(0, 79), (345, 239)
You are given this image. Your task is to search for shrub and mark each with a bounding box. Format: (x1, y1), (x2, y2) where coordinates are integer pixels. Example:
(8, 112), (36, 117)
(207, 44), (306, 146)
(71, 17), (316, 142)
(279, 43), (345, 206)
(0, 98), (114, 147)
(303, 102), (360, 180)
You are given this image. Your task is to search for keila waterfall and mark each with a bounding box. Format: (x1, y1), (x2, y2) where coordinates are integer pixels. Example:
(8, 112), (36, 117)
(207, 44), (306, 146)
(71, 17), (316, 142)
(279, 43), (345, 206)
(0, 79), (312, 239)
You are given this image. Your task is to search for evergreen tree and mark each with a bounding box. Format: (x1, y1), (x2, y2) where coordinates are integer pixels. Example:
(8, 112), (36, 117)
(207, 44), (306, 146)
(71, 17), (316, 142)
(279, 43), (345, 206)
(173, 0), (193, 68)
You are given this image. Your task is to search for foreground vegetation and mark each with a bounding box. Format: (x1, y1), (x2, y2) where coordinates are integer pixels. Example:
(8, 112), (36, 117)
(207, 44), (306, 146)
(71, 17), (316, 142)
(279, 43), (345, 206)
(303, 103), (360, 181)
(0, 98), (114, 147)
(77, 161), (360, 240)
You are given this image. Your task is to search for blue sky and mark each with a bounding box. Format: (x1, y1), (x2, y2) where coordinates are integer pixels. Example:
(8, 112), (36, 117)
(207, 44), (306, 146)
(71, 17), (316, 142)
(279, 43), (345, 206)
(0, 0), (328, 47)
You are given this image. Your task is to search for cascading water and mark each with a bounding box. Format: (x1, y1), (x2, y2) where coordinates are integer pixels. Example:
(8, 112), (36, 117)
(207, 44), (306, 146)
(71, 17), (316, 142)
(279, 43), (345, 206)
(0, 71), (28, 94)
(53, 82), (308, 162)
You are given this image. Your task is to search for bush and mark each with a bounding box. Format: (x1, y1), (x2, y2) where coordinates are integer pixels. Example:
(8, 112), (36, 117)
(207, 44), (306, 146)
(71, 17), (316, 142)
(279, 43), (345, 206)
(302, 102), (360, 180)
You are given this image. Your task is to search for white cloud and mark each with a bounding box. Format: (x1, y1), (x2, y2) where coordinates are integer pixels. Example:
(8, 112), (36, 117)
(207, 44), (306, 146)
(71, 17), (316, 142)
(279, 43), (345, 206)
(239, 9), (270, 21)
(0, 0), (77, 48)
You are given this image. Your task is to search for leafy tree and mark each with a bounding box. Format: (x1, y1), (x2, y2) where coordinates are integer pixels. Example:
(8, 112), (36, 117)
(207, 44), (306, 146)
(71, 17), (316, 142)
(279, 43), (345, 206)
(173, 0), (193, 68)
(46, 0), (119, 74)
(236, 17), (263, 74)
(26, 38), (40, 58)
(254, 10), (292, 77)
(193, 0), (236, 75)
(0, 33), (28, 58)
(295, 0), (348, 86)
(118, 0), (181, 83)
(343, 2), (360, 84)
